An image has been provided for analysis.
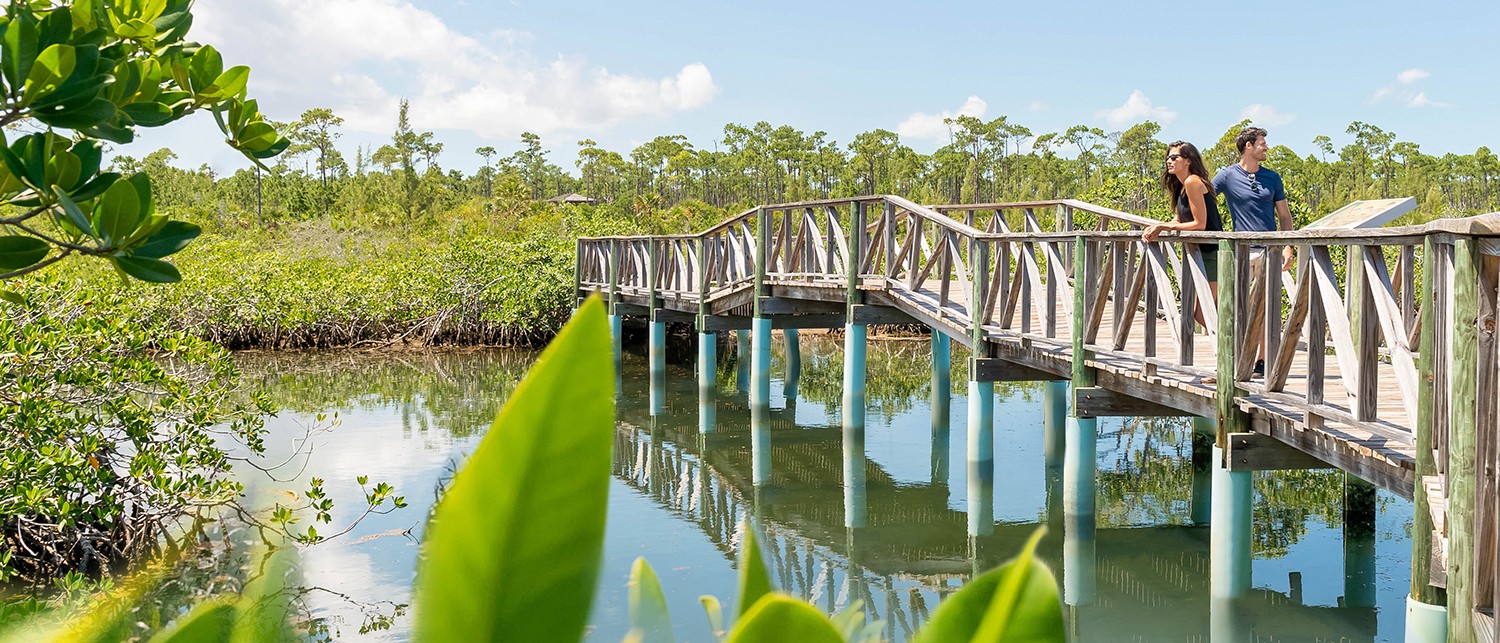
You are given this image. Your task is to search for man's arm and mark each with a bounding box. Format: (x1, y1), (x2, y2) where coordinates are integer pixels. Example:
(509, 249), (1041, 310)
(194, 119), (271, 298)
(1275, 199), (1294, 270)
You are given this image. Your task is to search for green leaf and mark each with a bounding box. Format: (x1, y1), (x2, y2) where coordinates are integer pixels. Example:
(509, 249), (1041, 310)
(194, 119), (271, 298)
(70, 171), (118, 201)
(629, 557), (674, 643)
(699, 596), (725, 642)
(414, 296), (615, 642)
(724, 595), (842, 643)
(145, 599), (234, 642)
(132, 219), (199, 259)
(94, 178), (141, 245)
(114, 17), (155, 39)
(2, 8), (38, 94)
(197, 65), (248, 101)
(229, 545), (295, 643)
(111, 255), (180, 283)
(187, 45), (221, 93)
(34, 97), (117, 129)
(232, 121), (277, 151)
(122, 101), (173, 126)
(23, 43), (76, 104)
(913, 528), (1063, 643)
(0, 287), (24, 305)
(52, 187), (95, 237)
(0, 235), (49, 271)
(734, 522), (773, 619)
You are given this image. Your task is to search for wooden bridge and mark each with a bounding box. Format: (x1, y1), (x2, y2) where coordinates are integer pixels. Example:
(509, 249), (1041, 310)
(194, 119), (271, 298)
(575, 195), (1500, 641)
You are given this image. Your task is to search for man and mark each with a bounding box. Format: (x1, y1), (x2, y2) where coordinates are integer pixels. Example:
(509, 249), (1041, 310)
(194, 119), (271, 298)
(1212, 126), (1294, 378)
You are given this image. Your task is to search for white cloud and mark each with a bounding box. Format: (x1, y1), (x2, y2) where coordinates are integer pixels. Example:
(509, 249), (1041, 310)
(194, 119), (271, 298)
(1096, 90), (1177, 127)
(1238, 103), (1297, 127)
(1027, 100), (1050, 112)
(192, 0), (718, 138)
(896, 96), (987, 145)
(1397, 68), (1430, 84)
(1368, 68), (1449, 108)
(1409, 92), (1451, 108)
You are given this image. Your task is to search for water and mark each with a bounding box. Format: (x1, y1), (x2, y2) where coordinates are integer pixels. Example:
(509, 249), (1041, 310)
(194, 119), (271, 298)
(236, 333), (1413, 642)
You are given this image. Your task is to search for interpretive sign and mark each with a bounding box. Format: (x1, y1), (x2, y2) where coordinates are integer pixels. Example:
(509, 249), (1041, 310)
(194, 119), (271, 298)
(1305, 197), (1416, 229)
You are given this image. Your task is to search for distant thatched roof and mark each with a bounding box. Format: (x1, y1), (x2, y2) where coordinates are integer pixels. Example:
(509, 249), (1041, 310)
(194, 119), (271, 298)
(545, 193), (597, 204)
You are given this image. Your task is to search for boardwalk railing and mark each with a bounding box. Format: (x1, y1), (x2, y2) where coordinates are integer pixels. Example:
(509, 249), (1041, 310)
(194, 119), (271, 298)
(577, 197), (1500, 642)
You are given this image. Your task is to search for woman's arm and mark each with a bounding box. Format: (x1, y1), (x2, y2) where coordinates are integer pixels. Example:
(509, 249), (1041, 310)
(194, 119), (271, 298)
(1142, 177), (1209, 242)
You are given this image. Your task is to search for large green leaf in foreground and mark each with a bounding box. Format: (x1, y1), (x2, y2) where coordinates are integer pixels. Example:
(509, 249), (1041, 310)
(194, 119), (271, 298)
(913, 528), (1063, 642)
(415, 296), (615, 642)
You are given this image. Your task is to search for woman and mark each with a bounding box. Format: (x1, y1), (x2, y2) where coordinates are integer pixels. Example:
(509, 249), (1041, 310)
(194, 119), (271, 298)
(1143, 141), (1222, 357)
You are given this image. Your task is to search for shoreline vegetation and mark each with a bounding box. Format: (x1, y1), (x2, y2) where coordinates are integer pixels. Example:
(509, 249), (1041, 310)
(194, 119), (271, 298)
(41, 112), (1496, 351)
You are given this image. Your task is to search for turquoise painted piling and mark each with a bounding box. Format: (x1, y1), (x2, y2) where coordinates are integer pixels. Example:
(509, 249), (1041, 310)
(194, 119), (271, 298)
(967, 458), (995, 543)
(842, 322), (868, 528)
(750, 403), (771, 486)
(842, 323), (868, 429)
(967, 381), (994, 539)
(843, 421), (867, 529)
(1191, 417), (1215, 525)
(649, 320), (666, 415)
(750, 318), (772, 408)
(1210, 445), (1252, 598)
(931, 332), (951, 418)
(1043, 381), (1067, 466)
(967, 381), (994, 463)
(1063, 415), (1098, 606)
(609, 313), (623, 366)
(698, 332), (717, 434)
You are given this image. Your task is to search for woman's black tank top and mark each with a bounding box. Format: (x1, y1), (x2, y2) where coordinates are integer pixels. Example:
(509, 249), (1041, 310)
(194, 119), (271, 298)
(1175, 186), (1223, 232)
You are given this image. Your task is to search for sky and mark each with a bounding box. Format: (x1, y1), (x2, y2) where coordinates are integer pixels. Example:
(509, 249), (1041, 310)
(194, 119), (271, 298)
(134, 0), (1500, 175)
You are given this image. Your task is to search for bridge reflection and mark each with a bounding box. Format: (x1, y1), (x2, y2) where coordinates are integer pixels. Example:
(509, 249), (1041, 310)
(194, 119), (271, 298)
(613, 346), (1379, 642)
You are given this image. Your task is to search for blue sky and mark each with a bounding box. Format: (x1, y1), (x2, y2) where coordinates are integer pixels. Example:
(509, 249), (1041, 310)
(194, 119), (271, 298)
(136, 0), (1499, 174)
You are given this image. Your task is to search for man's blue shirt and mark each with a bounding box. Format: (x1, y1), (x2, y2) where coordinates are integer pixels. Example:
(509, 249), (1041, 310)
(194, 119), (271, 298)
(1211, 164), (1286, 232)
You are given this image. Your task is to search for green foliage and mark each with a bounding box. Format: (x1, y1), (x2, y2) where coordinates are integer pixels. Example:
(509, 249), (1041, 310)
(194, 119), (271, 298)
(414, 296), (614, 642)
(5, 296), (1067, 641)
(0, 280), (270, 585)
(0, 0), (286, 281)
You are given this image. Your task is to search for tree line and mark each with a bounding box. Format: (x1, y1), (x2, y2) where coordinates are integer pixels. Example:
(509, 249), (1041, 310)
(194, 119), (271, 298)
(127, 101), (1500, 229)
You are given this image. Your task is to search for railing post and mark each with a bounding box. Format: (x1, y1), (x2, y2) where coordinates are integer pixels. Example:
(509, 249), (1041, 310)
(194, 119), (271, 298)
(608, 239), (622, 368)
(1072, 236), (1096, 389)
(1448, 237), (1480, 643)
(1410, 235), (1448, 617)
(751, 207), (772, 409)
(1216, 239), (1250, 446)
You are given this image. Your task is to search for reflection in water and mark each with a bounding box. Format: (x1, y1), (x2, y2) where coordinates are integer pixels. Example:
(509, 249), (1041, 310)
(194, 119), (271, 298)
(239, 333), (1406, 642)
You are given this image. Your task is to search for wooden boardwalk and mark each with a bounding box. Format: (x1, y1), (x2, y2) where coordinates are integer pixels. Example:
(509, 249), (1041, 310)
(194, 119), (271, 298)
(577, 195), (1500, 641)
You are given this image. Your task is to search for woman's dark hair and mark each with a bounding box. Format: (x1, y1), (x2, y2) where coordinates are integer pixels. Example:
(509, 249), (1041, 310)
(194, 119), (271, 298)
(1160, 140), (1214, 202)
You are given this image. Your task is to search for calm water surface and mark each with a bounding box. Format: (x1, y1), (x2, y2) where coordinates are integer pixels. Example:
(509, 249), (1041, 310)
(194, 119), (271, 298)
(237, 333), (1412, 642)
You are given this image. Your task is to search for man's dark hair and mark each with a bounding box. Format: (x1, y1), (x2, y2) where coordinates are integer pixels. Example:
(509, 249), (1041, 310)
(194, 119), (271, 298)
(1236, 127), (1268, 155)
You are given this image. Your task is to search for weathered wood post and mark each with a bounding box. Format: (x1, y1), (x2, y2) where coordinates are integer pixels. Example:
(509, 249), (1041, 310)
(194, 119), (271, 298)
(608, 238), (622, 369)
(1407, 236), (1448, 642)
(1064, 235), (1098, 607)
(1448, 237), (1480, 643)
(698, 234), (716, 434)
(1212, 239), (1252, 601)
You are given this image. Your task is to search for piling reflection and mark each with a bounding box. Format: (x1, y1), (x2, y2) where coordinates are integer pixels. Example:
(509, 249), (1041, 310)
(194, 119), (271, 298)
(615, 334), (1386, 641)
(239, 335), (1392, 642)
